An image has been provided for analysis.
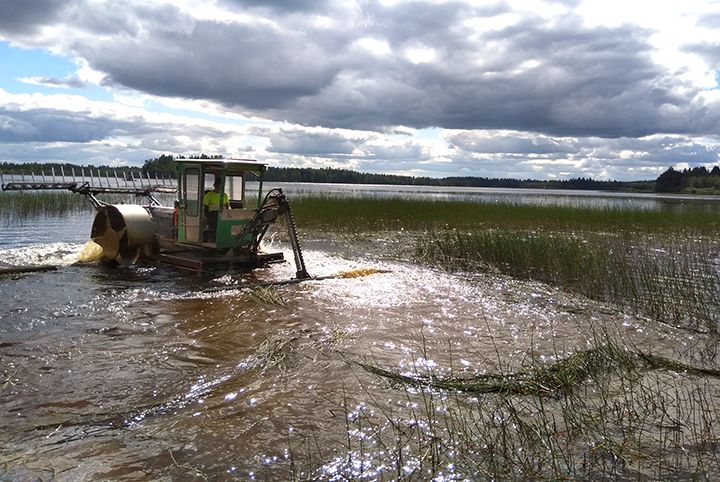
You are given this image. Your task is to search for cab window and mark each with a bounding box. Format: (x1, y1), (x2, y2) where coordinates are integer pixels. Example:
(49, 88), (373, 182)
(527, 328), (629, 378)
(225, 174), (244, 207)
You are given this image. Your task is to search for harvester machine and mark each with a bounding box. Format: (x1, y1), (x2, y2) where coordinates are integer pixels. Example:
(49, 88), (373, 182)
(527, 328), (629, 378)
(1, 159), (309, 278)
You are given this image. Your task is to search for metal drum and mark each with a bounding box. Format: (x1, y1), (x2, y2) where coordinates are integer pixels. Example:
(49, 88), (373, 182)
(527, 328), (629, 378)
(91, 204), (155, 263)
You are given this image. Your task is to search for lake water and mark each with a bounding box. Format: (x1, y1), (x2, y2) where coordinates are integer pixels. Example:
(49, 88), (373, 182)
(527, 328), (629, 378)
(250, 182), (720, 212)
(0, 183), (718, 480)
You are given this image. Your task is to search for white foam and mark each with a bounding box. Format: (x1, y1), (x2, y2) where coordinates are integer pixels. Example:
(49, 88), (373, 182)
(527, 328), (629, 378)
(0, 242), (94, 267)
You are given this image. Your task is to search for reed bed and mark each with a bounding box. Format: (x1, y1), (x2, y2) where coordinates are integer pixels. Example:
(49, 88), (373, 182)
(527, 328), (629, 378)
(0, 191), (88, 218)
(290, 196), (720, 234)
(0, 191), (177, 219)
(415, 230), (720, 335)
(4, 190), (718, 234)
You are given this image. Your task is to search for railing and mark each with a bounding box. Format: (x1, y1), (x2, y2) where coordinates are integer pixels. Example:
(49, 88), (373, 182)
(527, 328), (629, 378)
(0, 166), (177, 192)
(1, 167), (178, 209)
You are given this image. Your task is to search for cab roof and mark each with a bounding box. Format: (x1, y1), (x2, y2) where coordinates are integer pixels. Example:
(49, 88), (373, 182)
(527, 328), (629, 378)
(176, 158), (266, 173)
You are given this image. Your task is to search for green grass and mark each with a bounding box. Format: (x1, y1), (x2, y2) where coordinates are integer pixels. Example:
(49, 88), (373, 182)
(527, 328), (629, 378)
(4, 191), (719, 234)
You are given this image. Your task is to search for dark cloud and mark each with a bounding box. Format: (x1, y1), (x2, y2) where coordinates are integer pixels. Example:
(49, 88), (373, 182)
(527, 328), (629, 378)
(0, 108), (137, 143)
(0, 0), (65, 35)
(78, 17), (341, 110)
(291, 14), (702, 137)
(9, 0), (716, 139)
(220, 0), (331, 13)
(684, 42), (720, 68)
(262, 128), (358, 155)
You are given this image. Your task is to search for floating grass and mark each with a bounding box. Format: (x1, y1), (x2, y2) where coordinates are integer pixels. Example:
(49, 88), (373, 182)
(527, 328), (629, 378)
(252, 335), (299, 373)
(358, 344), (720, 397)
(334, 339), (720, 480)
(336, 267), (389, 278)
(249, 285), (288, 306)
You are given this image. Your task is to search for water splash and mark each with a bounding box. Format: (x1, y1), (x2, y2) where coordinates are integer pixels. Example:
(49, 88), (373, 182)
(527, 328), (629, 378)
(0, 240), (103, 268)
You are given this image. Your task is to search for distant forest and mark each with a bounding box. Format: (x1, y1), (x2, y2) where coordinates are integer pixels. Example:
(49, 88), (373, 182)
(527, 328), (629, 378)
(108, 154), (661, 192)
(655, 165), (720, 194)
(2, 155), (720, 194)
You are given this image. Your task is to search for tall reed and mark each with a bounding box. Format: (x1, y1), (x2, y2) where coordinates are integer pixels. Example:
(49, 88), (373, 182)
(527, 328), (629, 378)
(0, 191), (88, 218)
(290, 196), (720, 234)
(0, 191), (177, 219)
(415, 230), (720, 334)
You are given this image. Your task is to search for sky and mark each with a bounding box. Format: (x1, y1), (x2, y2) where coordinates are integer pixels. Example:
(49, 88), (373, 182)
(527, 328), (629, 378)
(0, 0), (719, 181)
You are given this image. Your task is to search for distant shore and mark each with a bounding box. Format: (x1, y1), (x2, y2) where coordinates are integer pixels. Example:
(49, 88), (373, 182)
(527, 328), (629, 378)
(2, 160), (720, 195)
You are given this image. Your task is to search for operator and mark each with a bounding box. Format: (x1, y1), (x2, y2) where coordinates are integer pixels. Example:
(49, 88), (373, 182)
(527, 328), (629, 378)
(203, 178), (229, 241)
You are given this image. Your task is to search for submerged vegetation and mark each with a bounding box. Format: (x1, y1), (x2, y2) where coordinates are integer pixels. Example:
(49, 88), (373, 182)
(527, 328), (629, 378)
(333, 342), (720, 480)
(339, 338), (720, 480)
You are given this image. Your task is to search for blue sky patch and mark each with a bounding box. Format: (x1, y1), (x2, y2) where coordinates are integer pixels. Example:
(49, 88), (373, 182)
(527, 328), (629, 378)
(0, 41), (76, 92)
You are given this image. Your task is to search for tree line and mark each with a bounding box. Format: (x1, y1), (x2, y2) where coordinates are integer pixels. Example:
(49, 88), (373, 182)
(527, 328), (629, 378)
(655, 165), (720, 193)
(3, 156), (719, 194)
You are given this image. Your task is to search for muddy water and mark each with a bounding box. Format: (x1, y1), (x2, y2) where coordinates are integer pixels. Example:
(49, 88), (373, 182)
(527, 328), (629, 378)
(0, 211), (712, 480)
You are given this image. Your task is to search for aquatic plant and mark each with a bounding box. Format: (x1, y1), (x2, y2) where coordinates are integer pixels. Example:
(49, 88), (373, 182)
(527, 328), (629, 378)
(249, 285), (288, 307)
(0, 191), (88, 218)
(357, 343), (720, 397)
(415, 230), (720, 334)
(306, 335), (720, 481)
(290, 196), (720, 234)
(0, 191), (176, 219)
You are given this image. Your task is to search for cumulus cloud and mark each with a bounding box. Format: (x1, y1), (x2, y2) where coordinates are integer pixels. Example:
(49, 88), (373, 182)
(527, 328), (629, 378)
(0, 0), (718, 179)
(2, 0), (717, 137)
(445, 131), (720, 180)
(447, 131), (577, 155)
